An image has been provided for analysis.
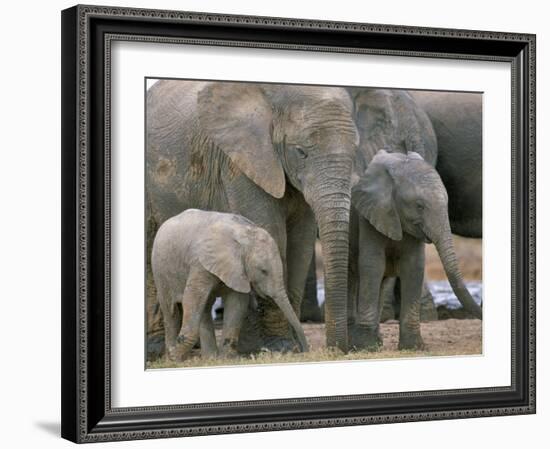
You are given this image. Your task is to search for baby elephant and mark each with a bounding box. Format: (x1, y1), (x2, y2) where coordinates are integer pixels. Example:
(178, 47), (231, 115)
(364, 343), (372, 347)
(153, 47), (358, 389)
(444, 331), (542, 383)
(152, 209), (308, 361)
(350, 150), (482, 350)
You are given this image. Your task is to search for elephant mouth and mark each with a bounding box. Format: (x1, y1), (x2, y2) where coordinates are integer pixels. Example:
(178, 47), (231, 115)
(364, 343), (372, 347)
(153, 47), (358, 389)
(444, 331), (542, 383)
(251, 285), (267, 300)
(414, 224), (432, 244)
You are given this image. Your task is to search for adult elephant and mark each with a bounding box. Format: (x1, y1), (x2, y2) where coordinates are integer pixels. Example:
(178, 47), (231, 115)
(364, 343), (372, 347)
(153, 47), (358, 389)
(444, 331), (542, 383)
(147, 80), (358, 352)
(409, 91), (482, 238)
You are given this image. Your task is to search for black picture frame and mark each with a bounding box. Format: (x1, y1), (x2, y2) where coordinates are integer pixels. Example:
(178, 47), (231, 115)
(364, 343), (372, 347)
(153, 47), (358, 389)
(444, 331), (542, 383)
(61, 4), (536, 443)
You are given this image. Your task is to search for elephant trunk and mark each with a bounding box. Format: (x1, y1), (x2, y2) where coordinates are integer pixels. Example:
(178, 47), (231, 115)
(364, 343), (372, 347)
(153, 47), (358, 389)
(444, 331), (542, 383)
(307, 155), (352, 352)
(432, 221), (482, 319)
(272, 290), (309, 352)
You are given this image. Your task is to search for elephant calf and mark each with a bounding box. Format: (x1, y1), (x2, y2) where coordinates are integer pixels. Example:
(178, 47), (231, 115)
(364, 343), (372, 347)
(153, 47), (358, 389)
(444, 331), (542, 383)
(151, 209), (308, 361)
(350, 150), (482, 351)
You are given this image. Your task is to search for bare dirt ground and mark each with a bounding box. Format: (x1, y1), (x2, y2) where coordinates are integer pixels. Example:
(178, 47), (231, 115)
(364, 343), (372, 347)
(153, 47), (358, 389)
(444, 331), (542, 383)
(307, 319), (481, 353)
(148, 319), (481, 369)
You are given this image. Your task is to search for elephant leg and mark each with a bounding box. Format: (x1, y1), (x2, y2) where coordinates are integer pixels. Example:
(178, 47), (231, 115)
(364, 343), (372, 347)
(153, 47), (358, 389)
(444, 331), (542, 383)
(397, 240), (425, 350)
(221, 292), (250, 358)
(199, 296), (218, 359)
(300, 251), (322, 322)
(419, 281), (438, 321)
(176, 269), (218, 361)
(347, 268), (358, 326)
(346, 256), (358, 348)
(379, 277), (397, 322)
(352, 219), (385, 351)
(156, 282), (180, 362)
(236, 294), (263, 354)
(146, 211), (165, 361)
(286, 207), (317, 315)
(346, 209), (359, 345)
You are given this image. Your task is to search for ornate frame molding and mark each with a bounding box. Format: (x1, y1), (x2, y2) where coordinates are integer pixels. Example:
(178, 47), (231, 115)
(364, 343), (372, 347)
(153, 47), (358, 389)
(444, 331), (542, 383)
(61, 4), (536, 443)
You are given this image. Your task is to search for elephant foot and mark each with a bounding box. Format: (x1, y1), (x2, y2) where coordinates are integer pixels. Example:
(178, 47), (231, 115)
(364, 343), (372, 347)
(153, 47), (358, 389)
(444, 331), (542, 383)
(236, 302), (263, 354)
(147, 334), (165, 361)
(164, 335), (196, 362)
(220, 338), (240, 359)
(348, 324), (383, 352)
(201, 350), (219, 360)
(398, 332), (425, 351)
(261, 335), (298, 353)
(165, 345), (180, 362)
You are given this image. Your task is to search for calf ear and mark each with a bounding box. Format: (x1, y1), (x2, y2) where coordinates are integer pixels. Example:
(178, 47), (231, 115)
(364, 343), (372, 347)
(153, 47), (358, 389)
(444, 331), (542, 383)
(197, 82), (286, 199)
(352, 160), (402, 241)
(197, 224), (251, 294)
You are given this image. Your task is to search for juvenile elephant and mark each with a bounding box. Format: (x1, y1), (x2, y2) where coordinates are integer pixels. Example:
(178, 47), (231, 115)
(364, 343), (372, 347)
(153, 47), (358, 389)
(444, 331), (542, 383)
(147, 80), (358, 353)
(344, 88), (439, 328)
(350, 150), (482, 350)
(152, 209), (308, 361)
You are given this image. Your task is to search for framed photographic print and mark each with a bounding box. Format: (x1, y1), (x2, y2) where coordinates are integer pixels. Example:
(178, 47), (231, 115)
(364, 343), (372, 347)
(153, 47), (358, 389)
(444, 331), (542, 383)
(61, 4), (536, 443)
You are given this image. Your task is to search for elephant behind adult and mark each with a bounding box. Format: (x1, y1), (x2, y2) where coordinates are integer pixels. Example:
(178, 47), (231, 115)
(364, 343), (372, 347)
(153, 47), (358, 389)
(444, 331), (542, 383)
(147, 80), (358, 352)
(409, 91), (482, 238)
(348, 87), (438, 167)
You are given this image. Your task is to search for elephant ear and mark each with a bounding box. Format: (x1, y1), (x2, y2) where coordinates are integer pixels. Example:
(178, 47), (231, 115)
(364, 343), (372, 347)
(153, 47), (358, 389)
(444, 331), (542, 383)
(351, 89), (394, 132)
(351, 150), (403, 241)
(197, 224), (251, 294)
(197, 83), (285, 198)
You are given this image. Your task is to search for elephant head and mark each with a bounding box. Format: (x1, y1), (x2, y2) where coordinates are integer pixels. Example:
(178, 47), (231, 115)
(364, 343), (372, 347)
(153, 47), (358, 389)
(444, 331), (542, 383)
(243, 227), (309, 352)
(348, 88), (438, 167)
(352, 150), (482, 318)
(198, 82), (359, 351)
(197, 216), (309, 352)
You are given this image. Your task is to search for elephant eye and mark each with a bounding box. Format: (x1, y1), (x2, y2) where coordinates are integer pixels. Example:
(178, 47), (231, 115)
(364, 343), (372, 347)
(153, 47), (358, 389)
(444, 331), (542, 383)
(261, 268), (268, 276)
(294, 146), (307, 159)
(416, 201), (425, 211)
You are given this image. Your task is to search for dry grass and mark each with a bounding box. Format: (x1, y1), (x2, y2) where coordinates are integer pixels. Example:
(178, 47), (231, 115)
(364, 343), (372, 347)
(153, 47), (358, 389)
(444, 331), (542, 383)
(147, 319), (482, 370)
(147, 349), (454, 369)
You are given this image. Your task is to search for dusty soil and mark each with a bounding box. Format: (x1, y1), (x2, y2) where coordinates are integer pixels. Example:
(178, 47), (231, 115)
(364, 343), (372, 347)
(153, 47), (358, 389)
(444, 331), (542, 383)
(148, 319), (481, 369)
(307, 319), (481, 353)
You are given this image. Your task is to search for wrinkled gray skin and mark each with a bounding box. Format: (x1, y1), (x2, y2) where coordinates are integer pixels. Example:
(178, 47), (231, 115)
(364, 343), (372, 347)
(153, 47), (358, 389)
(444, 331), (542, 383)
(409, 91), (482, 238)
(348, 88), (438, 167)
(147, 80), (358, 352)
(152, 209), (308, 361)
(301, 88), (440, 326)
(350, 151), (482, 350)
(345, 88), (438, 333)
